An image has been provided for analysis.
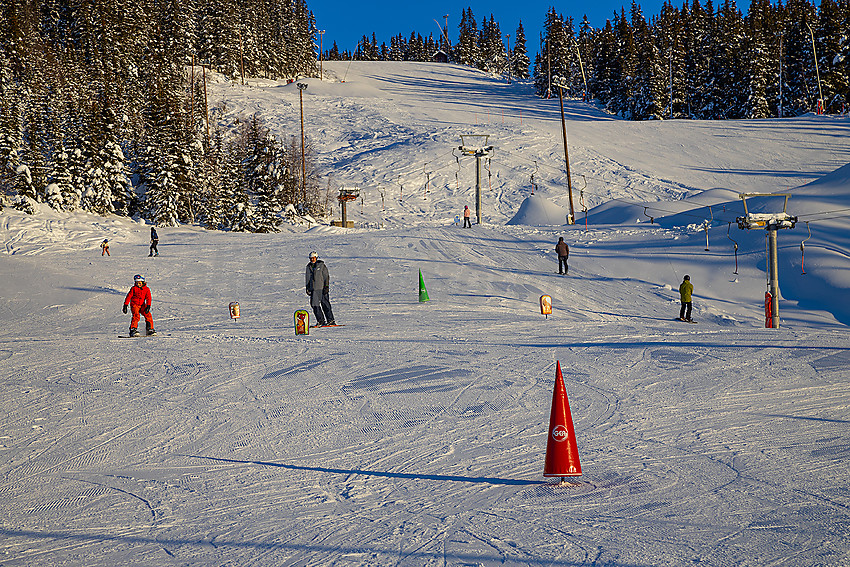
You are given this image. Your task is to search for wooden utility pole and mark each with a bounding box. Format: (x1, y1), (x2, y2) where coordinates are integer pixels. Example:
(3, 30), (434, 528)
(317, 30), (325, 79)
(238, 28), (245, 85)
(505, 34), (511, 84)
(202, 64), (210, 147)
(557, 86), (575, 224)
(297, 83), (308, 203)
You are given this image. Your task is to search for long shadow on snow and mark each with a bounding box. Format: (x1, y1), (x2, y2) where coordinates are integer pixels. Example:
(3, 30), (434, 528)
(0, 528), (651, 566)
(186, 454), (547, 486)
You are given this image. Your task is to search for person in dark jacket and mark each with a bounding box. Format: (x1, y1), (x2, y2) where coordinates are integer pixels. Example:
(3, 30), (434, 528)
(555, 237), (569, 274)
(149, 227), (159, 257)
(306, 252), (335, 326)
(123, 274), (155, 336)
(679, 275), (694, 321)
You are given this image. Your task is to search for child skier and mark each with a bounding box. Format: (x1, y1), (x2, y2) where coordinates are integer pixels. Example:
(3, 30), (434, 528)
(123, 274), (156, 336)
(149, 227), (159, 257)
(679, 275), (694, 322)
(100, 239), (110, 256)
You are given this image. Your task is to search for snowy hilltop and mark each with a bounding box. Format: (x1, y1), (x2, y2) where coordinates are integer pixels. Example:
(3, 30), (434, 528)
(1, 62), (849, 566)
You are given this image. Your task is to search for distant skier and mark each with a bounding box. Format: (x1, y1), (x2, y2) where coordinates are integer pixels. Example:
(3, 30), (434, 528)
(306, 251), (336, 326)
(123, 274), (156, 336)
(679, 275), (694, 322)
(556, 237), (569, 274)
(463, 205), (472, 228)
(149, 227), (159, 257)
(100, 239), (110, 256)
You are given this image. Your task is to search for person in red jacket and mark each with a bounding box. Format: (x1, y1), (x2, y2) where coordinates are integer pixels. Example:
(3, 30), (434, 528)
(123, 274), (155, 336)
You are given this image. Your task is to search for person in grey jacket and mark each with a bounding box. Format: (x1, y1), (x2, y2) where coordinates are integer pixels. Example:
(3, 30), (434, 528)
(305, 251), (336, 326)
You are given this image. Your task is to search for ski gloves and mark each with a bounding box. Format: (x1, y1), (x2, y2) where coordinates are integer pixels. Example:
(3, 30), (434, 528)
(123, 305), (149, 314)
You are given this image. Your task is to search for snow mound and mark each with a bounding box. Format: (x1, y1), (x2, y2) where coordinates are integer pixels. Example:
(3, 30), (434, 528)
(506, 194), (569, 226)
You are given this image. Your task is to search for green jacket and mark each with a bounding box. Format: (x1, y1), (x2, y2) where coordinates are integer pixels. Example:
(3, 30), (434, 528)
(679, 280), (693, 302)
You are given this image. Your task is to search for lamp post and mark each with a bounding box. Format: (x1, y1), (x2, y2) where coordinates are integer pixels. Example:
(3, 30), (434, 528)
(317, 30), (325, 79)
(806, 22), (824, 114)
(505, 33), (511, 84)
(297, 82), (308, 203)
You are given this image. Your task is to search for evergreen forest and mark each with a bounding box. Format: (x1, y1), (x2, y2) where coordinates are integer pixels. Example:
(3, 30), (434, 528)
(2, 0), (848, 227)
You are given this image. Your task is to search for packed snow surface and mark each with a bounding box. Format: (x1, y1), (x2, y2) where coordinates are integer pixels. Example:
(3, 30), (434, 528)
(1, 62), (850, 566)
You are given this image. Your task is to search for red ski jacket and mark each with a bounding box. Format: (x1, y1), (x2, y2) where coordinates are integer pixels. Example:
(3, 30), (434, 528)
(124, 284), (152, 308)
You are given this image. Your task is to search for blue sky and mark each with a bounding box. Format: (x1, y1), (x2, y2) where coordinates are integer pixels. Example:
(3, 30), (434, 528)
(310, 0), (754, 61)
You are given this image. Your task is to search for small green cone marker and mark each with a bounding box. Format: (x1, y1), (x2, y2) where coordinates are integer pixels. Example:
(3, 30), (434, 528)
(419, 269), (430, 303)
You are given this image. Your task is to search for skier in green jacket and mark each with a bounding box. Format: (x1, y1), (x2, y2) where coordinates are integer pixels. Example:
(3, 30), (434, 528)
(679, 275), (694, 322)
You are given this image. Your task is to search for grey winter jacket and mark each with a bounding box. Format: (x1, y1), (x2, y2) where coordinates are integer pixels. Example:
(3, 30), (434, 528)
(306, 260), (330, 307)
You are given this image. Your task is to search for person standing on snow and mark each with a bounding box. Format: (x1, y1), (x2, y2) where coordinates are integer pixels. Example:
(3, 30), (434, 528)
(462, 205), (472, 228)
(679, 274), (694, 322)
(306, 252), (336, 326)
(149, 227), (159, 257)
(123, 274), (156, 336)
(556, 237), (569, 274)
(100, 239), (110, 256)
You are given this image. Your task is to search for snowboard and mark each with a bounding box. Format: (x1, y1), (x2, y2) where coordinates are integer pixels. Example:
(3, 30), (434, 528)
(676, 318), (697, 324)
(118, 333), (162, 338)
(311, 323), (344, 328)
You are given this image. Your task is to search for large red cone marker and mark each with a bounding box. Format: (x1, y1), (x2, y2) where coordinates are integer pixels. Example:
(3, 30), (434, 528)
(543, 361), (582, 478)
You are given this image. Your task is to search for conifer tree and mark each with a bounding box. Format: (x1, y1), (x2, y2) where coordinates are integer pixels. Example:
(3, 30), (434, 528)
(512, 21), (530, 79)
(456, 8), (480, 67)
(630, 1), (665, 119)
(743, 0), (773, 118)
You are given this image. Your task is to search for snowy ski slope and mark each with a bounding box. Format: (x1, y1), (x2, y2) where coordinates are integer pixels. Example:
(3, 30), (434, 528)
(1, 62), (849, 566)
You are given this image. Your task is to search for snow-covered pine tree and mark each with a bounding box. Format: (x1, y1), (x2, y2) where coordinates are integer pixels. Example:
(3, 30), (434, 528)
(611, 9), (638, 116)
(576, 16), (594, 99)
(247, 133), (286, 232)
(480, 16), (505, 73)
(713, 0), (746, 118)
(815, 0), (848, 113)
(742, 0), (774, 118)
(655, 2), (688, 118)
(512, 21), (530, 79)
(50, 137), (79, 211)
(197, 0), (242, 79)
(456, 8), (480, 67)
(683, 0), (716, 118)
(782, 0), (819, 115)
(630, 1), (666, 119)
(81, 152), (116, 217)
(589, 20), (618, 108)
(0, 53), (25, 198)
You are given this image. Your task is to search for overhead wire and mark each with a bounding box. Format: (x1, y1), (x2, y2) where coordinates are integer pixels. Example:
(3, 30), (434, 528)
(397, 147), (850, 229)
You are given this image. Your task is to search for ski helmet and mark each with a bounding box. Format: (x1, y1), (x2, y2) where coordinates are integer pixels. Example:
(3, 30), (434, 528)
(684, 274), (690, 281)
(309, 251), (318, 259)
(134, 274), (145, 283)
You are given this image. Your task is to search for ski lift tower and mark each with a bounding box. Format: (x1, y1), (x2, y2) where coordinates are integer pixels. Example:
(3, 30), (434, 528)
(736, 193), (797, 329)
(335, 186), (360, 228)
(458, 135), (494, 225)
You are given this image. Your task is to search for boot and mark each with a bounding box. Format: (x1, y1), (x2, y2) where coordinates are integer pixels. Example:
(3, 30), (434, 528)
(129, 327), (140, 337)
(146, 322), (156, 336)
